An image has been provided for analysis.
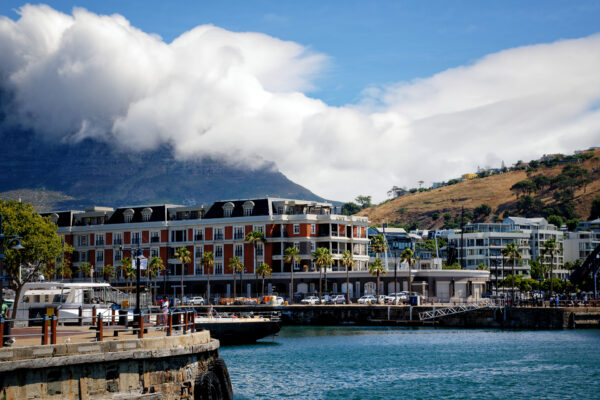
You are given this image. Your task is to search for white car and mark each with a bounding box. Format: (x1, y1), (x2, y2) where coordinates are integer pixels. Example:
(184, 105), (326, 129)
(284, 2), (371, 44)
(272, 296), (285, 305)
(189, 296), (205, 305)
(301, 296), (320, 305)
(357, 295), (376, 304)
(385, 292), (408, 304)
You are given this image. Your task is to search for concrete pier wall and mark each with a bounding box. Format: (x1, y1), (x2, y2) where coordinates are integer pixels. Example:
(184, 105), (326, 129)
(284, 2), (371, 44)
(0, 332), (231, 400)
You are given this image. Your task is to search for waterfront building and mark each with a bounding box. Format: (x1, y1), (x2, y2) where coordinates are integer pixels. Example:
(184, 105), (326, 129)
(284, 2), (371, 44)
(45, 198), (488, 303)
(576, 218), (600, 232)
(563, 231), (600, 263)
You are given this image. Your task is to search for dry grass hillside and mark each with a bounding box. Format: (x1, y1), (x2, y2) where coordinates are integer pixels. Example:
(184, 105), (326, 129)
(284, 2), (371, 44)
(359, 149), (600, 228)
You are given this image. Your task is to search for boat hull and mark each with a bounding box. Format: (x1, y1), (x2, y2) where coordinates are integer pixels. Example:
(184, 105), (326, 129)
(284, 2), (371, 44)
(195, 320), (280, 345)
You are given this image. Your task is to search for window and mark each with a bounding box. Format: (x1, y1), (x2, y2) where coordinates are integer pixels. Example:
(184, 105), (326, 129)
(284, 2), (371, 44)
(113, 233), (123, 245)
(310, 241), (316, 252)
(131, 232), (141, 245)
(96, 251), (104, 262)
(215, 245), (223, 258)
(123, 208), (134, 223)
(195, 246), (203, 258)
(77, 235), (88, 247)
(171, 230), (187, 242)
(195, 262), (203, 275)
(214, 262), (223, 275)
(141, 207), (152, 222)
(243, 201), (255, 216)
(194, 229), (204, 241)
(256, 243), (264, 257)
(114, 251), (122, 262)
(244, 208), (252, 216)
(214, 228), (224, 241)
(223, 202), (234, 217)
(151, 248), (159, 258)
(234, 226), (244, 240)
(311, 224), (316, 234)
(94, 234), (105, 246)
(254, 225), (264, 234)
(150, 231), (160, 243)
(234, 244), (243, 257)
(293, 224), (300, 234)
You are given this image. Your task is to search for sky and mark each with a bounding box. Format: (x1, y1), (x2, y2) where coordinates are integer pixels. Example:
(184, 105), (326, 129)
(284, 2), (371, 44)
(0, 1), (599, 202)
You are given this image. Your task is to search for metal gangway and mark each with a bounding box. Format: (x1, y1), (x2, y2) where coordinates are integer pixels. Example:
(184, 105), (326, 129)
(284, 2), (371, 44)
(419, 301), (501, 321)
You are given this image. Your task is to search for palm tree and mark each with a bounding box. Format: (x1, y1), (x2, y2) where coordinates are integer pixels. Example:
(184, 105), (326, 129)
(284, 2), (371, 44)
(400, 248), (416, 297)
(175, 247), (191, 304)
(312, 247), (332, 302)
(502, 241), (522, 305)
(284, 246), (300, 303)
(341, 250), (355, 303)
(228, 256), (244, 298)
(121, 257), (135, 291)
(79, 261), (92, 281)
(102, 264), (116, 284)
(542, 238), (560, 297)
(201, 251), (214, 304)
(368, 259), (386, 300)
(244, 230), (266, 297)
(256, 262), (272, 299)
(148, 256), (165, 305)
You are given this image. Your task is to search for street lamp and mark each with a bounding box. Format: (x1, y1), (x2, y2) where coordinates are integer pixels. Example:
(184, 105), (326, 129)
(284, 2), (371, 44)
(120, 242), (146, 323)
(0, 214), (24, 313)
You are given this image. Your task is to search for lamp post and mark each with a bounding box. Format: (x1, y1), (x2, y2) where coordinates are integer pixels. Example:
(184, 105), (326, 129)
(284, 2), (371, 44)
(120, 242), (145, 322)
(0, 215), (24, 313)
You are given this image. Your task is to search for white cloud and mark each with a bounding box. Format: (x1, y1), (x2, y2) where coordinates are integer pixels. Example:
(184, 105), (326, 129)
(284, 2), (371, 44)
(1, 5), (599, 202)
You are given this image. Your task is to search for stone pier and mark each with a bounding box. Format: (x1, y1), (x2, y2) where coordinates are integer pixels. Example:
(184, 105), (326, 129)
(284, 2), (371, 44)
(0, 331), (232, 399)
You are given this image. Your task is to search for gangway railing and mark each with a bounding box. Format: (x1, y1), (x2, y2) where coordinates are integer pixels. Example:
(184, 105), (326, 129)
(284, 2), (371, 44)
(419, 301), (501, 321)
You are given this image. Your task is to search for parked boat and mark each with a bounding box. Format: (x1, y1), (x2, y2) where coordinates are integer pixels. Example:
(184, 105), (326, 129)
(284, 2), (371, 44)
(194, 311), (281, 345)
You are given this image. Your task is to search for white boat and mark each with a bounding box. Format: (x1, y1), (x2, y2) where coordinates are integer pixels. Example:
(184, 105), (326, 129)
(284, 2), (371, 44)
(13, 282), (131, 325)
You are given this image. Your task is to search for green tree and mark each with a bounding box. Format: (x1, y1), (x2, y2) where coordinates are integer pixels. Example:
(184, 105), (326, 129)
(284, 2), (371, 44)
(341, 202), (361, 216)
(340, 250), (355, 303)
(283, 246), (300, 303)
(121, 257), (135, 289)
(228, 256), (244, 299)
(566, 218), (579, 231)
(245, 230), (266, 297)
(256, 262), (272, 299)
(312, 247), (332, 302)
(101, 264), (116, 283)
(355, 195), (372, 209)
(56, 260), (72, 281)
(201, 251), (214, 304)
(541, 238), (560, 297)
(474, 204), (492, 221)
(528, 260), (544, 280)
(175, 247), (191, 304)
(400, 248), (416, 295)
(79, 261), (92, 281)
(502, 241), (522, 304)
(476, 263), (489, 270)
(547, 215), (563, 228)
(0, 200), (72, 323)
(368, 259), (386, 300)
(148, 256), (165, 305)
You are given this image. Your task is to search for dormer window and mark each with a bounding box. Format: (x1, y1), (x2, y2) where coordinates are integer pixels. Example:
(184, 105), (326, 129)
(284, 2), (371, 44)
(141, 207), (153, 222)
(50, 213), (59, 224)
(243, 201), (255, 217)
(123, 208), (134, 223)
(223, 202), (234, 218)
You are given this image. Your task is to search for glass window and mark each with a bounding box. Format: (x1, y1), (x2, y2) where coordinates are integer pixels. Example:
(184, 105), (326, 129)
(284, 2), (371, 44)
(293, 224), (300, 234)
(96, 251), (104, 262)
(151, 231), (160, 243)
(235, 244), (243, 257)
(234, 227), (244, 240)
(215, 245), (223, 258)
(113, 233), (123, 245)
(311, 224), (316, 234)
(214, 228), (224, 241)
(215, 262), (223, 274)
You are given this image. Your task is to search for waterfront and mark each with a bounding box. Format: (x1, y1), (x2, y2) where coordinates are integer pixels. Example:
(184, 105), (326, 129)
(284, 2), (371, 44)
(221, 326), (600, 399)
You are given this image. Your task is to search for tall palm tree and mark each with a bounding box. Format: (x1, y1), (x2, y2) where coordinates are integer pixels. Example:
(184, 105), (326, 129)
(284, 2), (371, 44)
(312, 247), (332, 302)
(341, 250), (355, 303)
(284, 246), (300, 303)
(368, 259), (386, 300)
(102, 264), (116, 284)
(148, 256), (165, 305)
(201, 251), (214, 304)
(244, 230), (266, 297)
(121, 257), (135, 291)
(370, 234), (388, 260)
(542, 237), (560, 297)
(228, 256), (244, 298)
(400, 248), (416, 296)
(175, 247), (191, 304)
(256, 262), (272, 299)
(502, 241), (522, 305)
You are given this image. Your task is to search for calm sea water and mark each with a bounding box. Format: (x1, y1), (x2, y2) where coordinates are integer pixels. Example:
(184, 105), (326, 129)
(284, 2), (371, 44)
(220, 326), (600, 400)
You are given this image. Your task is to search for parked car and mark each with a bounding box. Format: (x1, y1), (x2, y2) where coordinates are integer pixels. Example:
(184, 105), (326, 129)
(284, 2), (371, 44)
(273, 296), (285, 305)
(358, 295), (376, 304)
(188, 296), (205, 305)
(301, 296), (320, 305)
(385, 292), (408, 304)
(329, 295), (347, 304)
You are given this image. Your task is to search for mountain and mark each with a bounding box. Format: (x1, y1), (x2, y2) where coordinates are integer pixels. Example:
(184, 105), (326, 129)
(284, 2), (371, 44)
(0, 129), (326, 212)
(359, 149), (600, 228)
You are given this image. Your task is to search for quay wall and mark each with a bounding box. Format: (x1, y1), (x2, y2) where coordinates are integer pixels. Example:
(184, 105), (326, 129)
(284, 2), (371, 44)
(204, 305), (600, 329)
(0, 331), (230, 400)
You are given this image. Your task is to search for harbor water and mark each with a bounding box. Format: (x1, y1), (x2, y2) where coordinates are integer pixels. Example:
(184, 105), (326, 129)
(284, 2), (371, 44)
(221, 326), (600, 399)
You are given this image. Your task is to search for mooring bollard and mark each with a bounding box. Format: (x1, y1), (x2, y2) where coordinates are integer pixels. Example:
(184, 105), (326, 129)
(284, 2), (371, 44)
(0, 316), (4, 349)
(78, 306), (83, 326)
(92, 305), (97, 326)
(138, 312), (144, 339)
(167, 311), (173, 337)
(51, 315), (57, 344)
(96, 314), (103, 342)
(42, 315), (49, 345)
